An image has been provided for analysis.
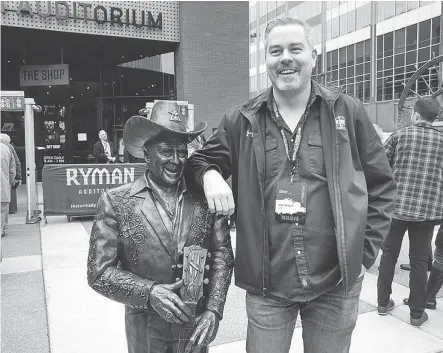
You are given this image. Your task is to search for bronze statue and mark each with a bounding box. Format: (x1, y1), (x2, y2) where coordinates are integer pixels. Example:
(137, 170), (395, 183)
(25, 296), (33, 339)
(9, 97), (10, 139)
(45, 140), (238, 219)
(87, 101), (234, 353)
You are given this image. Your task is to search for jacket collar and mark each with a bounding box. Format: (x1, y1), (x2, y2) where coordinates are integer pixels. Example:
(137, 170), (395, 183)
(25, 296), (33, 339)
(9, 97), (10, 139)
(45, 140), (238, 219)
(240, 80), (339, 119)
(414, 121), (434, 128)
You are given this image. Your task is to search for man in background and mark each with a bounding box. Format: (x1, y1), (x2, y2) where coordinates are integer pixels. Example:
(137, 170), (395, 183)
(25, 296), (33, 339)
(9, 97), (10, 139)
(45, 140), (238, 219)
(0, 134), (22, 214)
(1, 139), (16, 238)
(93, 130), (116, 163)
(377, 98), (443, 327)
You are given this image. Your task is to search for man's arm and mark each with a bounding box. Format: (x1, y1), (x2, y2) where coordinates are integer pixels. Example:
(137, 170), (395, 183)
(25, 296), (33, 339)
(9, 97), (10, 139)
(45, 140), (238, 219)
(87, 191), (155, 309)
(8, 151), (16, 185)
(383, 132), (398, 167)
(355, 102), (397, 269)
(8, 145), (21, 180)
(205, 215), (234, 318)
(185, 113), (235, 215)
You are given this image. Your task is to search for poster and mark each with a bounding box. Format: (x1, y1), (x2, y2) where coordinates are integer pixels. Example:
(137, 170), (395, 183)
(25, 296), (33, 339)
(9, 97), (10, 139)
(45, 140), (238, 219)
(42, 163), (146, 216)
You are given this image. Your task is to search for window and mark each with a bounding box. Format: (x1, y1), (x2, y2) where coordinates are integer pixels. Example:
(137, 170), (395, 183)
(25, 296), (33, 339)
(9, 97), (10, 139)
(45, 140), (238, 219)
(347, 44), (355, 66)
(357, 42), (364, 63)
(356, 3), (371, 30)
(339, 14), (348, 36)
(364, 40), (371, 62)
(339, 47), (346, 68)
(377, 2), (395, 22)
(406, 24), (417, 51)
(384, 32), (394, 57)
(250, 75), (257, 92)
(418, 19), (431, 48)
(431, 17), (441, 45)
(259, 72), (267, 90)
(332, 50), (338, 70)
(394, 28), (406, 54)
(395, 2), (407, 15)
(377, 36), (383, 59)
(331, 17), (340, 39)
(407, 1), (418, 11)
(347, 10), (355, 33)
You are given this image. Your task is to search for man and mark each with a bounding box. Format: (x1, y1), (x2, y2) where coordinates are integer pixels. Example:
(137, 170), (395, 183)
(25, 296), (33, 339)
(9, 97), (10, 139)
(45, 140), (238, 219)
(1, 140), (16, 238)
(377, 98), (443, 327)
(93, 130), (116, 163)
(186, 17), (396, 353)
(0, 134), (22, 214)
(87, 101), (234, 353)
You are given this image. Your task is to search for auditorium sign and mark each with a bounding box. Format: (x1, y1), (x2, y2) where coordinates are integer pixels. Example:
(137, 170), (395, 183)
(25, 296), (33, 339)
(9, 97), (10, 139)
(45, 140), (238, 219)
(1, 1), (180, 42)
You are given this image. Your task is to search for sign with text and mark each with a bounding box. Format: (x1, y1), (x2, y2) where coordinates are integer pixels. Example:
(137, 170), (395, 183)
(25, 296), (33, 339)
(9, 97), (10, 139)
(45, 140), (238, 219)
(20, 64), (69, 87)
(42, 163), (146, 216)
(0, 91), (25, 111)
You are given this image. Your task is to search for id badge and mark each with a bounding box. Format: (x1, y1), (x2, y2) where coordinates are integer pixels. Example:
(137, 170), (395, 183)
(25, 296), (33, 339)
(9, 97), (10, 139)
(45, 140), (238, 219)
(275, 181), (307, 224)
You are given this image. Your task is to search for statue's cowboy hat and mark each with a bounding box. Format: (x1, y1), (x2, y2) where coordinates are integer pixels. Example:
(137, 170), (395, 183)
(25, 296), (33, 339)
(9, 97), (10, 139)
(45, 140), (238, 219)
(123, 101), (207, 159)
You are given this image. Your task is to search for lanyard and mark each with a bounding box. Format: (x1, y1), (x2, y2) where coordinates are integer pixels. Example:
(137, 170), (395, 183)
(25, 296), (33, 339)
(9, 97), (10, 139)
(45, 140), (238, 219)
(272, 99), (303, 183)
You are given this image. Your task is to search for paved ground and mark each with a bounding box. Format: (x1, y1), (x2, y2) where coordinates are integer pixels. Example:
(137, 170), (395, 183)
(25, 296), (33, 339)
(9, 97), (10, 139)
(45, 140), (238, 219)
(1, 184), (443, 353)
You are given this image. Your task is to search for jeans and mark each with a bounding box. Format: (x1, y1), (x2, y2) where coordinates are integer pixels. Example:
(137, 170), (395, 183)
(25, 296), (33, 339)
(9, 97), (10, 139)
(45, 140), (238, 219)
(377, 218), (434, 319)
(245, 276), (363, 353)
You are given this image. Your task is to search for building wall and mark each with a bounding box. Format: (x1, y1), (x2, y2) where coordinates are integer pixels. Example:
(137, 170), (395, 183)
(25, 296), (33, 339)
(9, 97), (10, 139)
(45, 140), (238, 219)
(175, 1), (249, 133)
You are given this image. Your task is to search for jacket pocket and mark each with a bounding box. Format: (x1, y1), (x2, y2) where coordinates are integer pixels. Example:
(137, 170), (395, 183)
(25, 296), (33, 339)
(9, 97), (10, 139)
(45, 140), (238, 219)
(265, 137), (279, 178)
(308, 134), (326, 176)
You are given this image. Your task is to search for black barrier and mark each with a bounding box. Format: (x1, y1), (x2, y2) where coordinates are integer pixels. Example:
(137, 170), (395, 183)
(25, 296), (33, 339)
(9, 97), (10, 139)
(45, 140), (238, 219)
(42, 163), (146, 216)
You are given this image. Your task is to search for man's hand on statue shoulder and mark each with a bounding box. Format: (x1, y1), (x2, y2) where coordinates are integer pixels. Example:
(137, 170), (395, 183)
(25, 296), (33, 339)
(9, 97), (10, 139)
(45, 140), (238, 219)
(203, 169), (235, 216)
(148, 279), (192, 325)
(185, 310), (220, 353)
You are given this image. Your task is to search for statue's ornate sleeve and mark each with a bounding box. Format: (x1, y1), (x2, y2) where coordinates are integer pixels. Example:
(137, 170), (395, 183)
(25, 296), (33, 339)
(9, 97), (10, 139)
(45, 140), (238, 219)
(204, 215), (234, 319)
(87, 191), (155, 309)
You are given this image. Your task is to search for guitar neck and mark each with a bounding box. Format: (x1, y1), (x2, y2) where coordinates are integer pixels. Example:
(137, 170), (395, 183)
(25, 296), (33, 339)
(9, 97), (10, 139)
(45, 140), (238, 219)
(177, 302), (198, 353)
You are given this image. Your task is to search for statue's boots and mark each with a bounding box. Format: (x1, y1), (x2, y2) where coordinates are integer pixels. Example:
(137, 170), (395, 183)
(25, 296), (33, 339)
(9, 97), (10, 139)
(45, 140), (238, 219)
(426, 267), (443, 310)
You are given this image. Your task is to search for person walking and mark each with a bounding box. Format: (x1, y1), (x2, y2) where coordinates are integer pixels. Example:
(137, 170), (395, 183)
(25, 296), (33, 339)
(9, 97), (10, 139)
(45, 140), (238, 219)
(186, 17), (396, 353)
(1, 140), (16, 238)
(377, 98), (443, 327)
(0, 134), (22, 214)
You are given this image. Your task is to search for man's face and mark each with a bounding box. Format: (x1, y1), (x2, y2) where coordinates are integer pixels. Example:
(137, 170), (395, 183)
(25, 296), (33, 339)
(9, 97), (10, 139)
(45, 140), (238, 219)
(99, 131), (107, 141)
(145, 137), (188, 187)
(266, 24), (317, 93)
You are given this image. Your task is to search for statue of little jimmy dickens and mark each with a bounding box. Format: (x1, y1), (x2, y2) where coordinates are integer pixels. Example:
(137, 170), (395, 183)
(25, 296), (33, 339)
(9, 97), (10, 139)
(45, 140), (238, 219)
(87, 101), (234, 353)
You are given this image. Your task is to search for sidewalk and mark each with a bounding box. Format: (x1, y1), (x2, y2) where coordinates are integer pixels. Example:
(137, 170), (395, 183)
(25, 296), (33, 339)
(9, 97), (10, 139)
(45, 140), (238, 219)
(1, 185), (443, 353)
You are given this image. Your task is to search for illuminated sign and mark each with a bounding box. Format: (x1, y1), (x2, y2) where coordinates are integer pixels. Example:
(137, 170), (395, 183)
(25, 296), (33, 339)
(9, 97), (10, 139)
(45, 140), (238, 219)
(0, 91), (25, 111)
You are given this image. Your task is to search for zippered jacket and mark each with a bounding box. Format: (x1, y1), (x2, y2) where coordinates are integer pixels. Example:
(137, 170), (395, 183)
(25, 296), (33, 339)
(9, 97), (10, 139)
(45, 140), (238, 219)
(185, 82), (396, 296)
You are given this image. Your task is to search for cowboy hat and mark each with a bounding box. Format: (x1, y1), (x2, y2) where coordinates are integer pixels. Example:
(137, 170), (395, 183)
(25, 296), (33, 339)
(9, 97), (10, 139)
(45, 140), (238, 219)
(123, 101), (207, 159)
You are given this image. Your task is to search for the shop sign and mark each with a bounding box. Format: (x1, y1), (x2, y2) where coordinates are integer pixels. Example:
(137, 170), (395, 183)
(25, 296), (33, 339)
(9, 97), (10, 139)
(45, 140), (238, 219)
(20, 64), (70, 87)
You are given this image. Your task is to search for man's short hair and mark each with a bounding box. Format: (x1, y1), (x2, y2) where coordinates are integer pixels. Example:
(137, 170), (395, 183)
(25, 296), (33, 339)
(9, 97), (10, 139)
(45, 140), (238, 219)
(414, 98), (441, 123)
(264, 17), (314, 51)
(0, 133), (11, 144)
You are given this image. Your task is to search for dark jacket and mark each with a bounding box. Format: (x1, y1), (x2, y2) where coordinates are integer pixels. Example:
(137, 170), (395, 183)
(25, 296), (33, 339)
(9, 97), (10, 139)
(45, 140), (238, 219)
(186, 82), (396, 296)
(93, 140), (114, 163)
(87, 175), (234, 352)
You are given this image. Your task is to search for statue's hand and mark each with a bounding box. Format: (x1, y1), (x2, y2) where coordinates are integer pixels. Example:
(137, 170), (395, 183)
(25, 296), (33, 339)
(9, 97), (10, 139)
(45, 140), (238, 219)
(184, 310), (220, 353)
(149, 280), (192, 325)
(203, 169), (235, 216)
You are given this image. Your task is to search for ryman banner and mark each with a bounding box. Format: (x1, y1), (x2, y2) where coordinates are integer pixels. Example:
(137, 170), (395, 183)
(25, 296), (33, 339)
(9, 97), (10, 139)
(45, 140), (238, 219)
(43, 163), (146, 216)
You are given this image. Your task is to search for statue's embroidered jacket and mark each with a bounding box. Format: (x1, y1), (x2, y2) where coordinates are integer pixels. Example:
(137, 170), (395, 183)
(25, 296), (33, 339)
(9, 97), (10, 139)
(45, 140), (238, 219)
(87, 175), (234, 319)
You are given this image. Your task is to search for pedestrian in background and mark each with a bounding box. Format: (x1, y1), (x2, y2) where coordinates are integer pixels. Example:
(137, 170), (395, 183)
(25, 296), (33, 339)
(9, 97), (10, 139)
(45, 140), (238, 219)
(377, 98), (443, 327)
(0, 134), (22, 214)
(1, 140), (16, 238)
(93, 130), (116, 163)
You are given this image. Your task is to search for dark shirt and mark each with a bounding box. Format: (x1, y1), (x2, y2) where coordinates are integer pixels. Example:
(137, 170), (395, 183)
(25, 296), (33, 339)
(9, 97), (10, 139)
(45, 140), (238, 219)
(263, 82), (341, 302)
